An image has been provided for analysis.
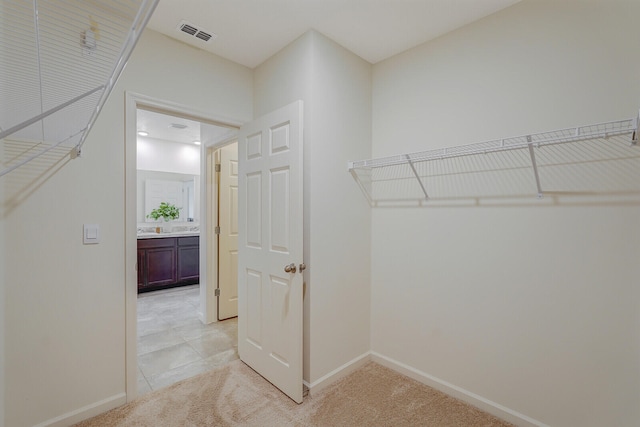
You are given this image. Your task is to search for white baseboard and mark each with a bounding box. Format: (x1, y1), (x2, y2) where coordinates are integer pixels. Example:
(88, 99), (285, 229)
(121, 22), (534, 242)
(197, 310), (206, 324)
(304, 351), (371, 396)
(370, 352), (549, 427)
(33, 393), (126, 427)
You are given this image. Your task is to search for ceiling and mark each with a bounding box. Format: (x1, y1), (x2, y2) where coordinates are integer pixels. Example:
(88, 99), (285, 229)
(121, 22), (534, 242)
(141, 0), (521, 144)
(137, 109), (200, 144)
(147, 0), (521, 69)
(137, 109), (233, 145)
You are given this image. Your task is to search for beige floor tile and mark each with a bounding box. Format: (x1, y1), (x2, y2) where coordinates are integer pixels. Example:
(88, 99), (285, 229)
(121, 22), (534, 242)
(137, 316), (171, 337)
(136, 285), (238, 392)
(138, 328), (186, 355)
(137, 368), (152, 396)
(138, 342), (202, 378)
(146, 358), (216, 390)
(202, 348), (239, 368)
(186, 331), (234, 358)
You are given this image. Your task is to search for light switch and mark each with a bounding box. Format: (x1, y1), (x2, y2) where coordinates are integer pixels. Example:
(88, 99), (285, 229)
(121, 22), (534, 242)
(83, 224), (101, 244)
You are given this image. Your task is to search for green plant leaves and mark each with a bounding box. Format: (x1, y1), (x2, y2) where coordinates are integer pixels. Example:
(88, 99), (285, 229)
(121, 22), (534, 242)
(147, 202), (181, 222)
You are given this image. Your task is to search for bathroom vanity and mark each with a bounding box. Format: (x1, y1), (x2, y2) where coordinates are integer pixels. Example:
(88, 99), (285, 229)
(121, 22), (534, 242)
(137, 233), (199, 293)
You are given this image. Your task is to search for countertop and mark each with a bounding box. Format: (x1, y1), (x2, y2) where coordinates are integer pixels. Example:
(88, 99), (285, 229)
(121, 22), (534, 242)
(137, 231), (200, 239)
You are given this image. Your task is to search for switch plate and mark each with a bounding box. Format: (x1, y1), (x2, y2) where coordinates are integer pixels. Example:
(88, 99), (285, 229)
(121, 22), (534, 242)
(83, 224), (100, 244)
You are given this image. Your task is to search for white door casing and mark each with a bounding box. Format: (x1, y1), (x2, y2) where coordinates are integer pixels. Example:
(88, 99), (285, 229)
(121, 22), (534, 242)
(218, 142), (239, 320)
(237, 100), (304, 403)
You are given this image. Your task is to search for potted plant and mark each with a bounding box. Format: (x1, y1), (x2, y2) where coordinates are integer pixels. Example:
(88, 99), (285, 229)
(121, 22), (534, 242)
(147, 202), (181, 233)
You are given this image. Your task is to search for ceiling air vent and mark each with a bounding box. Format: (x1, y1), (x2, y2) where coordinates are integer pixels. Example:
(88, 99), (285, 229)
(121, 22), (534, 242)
(195, 30), (213, 42)
(180, 24), (197, 36)
(177, 20), (216, 43)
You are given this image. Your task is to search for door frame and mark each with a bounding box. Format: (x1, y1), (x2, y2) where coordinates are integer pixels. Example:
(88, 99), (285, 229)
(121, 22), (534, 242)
(124, 92), (241, 401)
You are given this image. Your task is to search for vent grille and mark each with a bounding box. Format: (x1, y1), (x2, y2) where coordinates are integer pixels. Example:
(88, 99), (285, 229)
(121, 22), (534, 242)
(180, 24), (197, 36)
(195, 30), (213, 42)
(177, 20), (216, 43)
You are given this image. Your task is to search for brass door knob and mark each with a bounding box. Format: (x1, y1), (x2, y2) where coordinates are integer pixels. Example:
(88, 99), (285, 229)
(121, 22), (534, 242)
(284, 263), (297, 273)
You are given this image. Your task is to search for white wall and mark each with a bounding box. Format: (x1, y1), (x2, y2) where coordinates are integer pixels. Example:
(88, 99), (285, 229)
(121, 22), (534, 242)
(2, 29), (252, 427)
(137, 137), (201, 175)
(371, 1), (640, 426)
(254, 30), (372, 386)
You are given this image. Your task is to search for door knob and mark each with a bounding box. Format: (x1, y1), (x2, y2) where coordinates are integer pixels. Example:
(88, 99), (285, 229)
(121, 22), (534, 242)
(284, 263), (297, 273)
(299, 263), (306, 272)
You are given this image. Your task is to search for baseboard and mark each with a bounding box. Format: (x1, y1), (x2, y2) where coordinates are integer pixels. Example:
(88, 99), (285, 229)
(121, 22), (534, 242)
(197, 310), (206, 324)
(33, 393), (127, 427)
(370, 352), (549, 427)
(304, 351), (371, 396)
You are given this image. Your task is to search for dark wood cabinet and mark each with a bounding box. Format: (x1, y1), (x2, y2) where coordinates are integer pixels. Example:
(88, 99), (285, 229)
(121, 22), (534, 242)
(137, 249), (145, 288)
(137, 236), (199, 292)
(177, 236), (200, 283)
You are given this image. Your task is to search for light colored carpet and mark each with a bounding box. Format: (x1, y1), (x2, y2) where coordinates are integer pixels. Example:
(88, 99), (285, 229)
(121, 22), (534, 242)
(76, 360), (513, 426)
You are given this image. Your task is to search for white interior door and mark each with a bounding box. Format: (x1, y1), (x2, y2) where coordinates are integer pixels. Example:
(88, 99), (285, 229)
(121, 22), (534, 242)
(218, 142), (239, 320)
(237, 100), (304, 403)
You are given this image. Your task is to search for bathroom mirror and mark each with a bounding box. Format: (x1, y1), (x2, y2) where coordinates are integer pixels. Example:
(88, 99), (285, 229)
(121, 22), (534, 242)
(137, 170), (200, 224)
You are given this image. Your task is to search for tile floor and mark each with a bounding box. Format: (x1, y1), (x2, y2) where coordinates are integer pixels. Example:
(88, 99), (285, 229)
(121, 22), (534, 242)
(137, 285), (238, 395)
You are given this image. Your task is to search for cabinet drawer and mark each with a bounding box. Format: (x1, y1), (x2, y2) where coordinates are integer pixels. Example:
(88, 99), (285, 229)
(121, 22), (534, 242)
(138, 237), (176, 249)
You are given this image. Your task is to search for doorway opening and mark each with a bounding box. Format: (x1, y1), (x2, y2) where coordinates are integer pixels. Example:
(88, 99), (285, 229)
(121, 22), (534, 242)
(135, 108), (239, 394)
(127, 95), (305, 404)
(125, 92), (242, 400)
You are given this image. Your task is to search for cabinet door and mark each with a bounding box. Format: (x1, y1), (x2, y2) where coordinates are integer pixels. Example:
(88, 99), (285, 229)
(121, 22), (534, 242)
(146, 247), (177, 287)
(137, 249), (146, 289)
(177, 239), (199, 283)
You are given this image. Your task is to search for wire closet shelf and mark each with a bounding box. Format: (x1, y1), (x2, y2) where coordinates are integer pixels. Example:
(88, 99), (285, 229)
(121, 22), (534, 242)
(0, 0), (159, 178)
(348, 113), (640, 206)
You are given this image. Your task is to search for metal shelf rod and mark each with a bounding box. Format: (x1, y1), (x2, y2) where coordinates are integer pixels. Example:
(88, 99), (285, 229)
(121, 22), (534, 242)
(0, 85), (104, 141)
(75, 0), (159, 155)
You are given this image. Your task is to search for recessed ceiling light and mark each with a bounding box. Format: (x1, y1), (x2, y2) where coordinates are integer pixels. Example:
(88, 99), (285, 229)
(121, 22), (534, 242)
(193, 140), (201, 145)
(137, 131), (148, 136)
(169, 123), (188, 129)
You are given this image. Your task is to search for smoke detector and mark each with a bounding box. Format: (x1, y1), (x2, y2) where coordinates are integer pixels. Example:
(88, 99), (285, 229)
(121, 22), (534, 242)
(177, 20), (216, 43)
